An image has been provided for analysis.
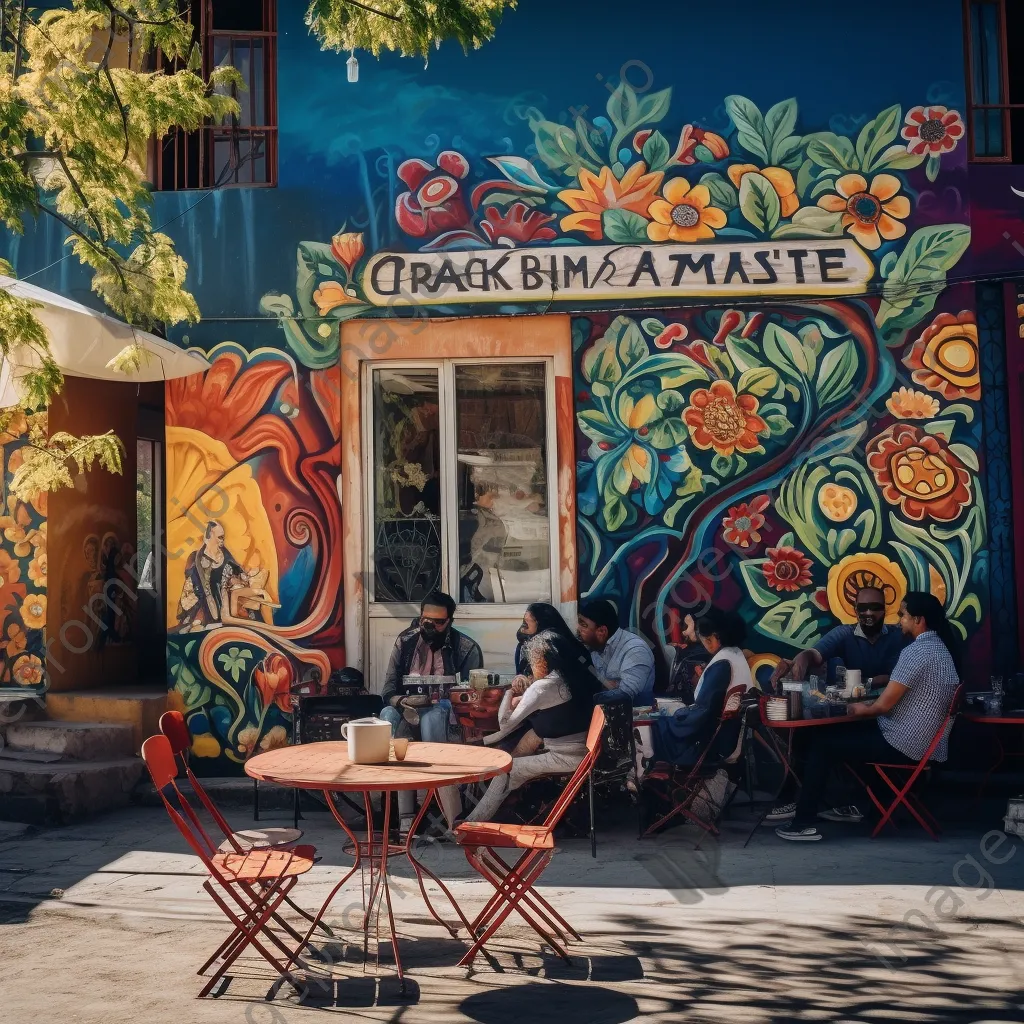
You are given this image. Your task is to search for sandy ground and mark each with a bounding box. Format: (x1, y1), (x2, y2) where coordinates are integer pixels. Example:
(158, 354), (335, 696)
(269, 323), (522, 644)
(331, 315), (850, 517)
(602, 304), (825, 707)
(2, 799), (1024, 1023)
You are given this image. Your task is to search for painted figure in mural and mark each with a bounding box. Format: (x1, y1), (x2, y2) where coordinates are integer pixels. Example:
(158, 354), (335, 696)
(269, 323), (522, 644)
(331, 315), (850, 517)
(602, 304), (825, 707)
(775, 593), (960, 843)
(465, 630), (599, 824)
(175, 521), (271, 632)
(577, 598), (656, 707)
(380, 590), (483, 831)
(645, 608), (753, 772)
(769, 586), (909, 691)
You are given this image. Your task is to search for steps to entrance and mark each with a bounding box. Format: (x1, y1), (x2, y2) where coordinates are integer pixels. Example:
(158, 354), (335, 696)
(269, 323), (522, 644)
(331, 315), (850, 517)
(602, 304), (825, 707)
(5, 721), (135, 761)
(45, 688), (168, 754)
(0, 756), (144, 825)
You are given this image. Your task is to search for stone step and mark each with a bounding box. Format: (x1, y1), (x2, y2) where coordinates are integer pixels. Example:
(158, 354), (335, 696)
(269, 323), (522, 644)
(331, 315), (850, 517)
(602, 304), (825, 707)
(4, 721), (135, 761)
(0, 756), (145, 825)
(45, 689), (168, 754)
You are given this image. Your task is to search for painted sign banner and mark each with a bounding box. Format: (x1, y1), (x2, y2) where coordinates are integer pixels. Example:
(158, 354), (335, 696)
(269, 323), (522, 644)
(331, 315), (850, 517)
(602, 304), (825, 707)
(362, 240), (874, 307)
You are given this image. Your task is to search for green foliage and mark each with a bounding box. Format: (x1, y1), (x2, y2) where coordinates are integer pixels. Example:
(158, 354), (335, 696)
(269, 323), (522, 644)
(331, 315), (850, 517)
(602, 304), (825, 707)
(306, 0), (515, 58)
(10, 426), (125, 498)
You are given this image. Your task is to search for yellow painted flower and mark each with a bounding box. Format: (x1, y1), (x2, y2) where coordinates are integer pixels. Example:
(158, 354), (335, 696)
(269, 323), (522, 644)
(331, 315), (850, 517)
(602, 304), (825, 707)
(647, 178), (727, 242)
(0, 496), (33, 557)
(817, 172), (910, 249)
(330, 231), (365, 273)
(191, 733), (221, 758)
(313, 280), (361, 316)
(928, 564), (948, 604)
(4, 623), (26, 657)
(28, 551), (46, 587)
(558, 162), (665, 241)
(19, 593), (46, 630)
(12, 654), (43, 687)
(236, 725), (260, 755)
(826, 552), (907, 624)
(817, 483), (858, 522)
(903, 311), (980, 401)
(728, 163), (799, 217)
(886, 387), (940, 419)
(259, 725), (289, 751)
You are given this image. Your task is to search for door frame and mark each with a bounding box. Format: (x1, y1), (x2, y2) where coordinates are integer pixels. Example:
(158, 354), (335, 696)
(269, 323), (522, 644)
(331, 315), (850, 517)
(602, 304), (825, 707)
(340, 314), (578, 674)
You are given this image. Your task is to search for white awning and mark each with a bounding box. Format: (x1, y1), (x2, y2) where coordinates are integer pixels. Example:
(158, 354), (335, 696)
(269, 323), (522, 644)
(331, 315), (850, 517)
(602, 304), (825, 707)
(0, 275), (211, 407)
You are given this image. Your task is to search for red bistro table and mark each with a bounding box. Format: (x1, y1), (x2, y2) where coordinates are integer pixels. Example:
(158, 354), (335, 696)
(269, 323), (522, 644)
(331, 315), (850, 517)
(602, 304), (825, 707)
(961, 711), (1024, 796)
(743, 697), (861, 846)
(245, 740), (511, 990)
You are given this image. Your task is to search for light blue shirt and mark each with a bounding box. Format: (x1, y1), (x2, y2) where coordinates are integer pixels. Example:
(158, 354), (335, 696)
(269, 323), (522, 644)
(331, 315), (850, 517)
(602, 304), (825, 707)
(591, 628), (656, 705)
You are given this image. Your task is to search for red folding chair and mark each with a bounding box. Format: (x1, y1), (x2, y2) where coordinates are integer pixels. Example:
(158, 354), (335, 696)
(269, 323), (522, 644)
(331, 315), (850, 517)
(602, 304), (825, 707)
(142, 734), (320, 997)
(159, 711), (331, 940)
(847, 683), (963, 840)
(453, 705), (605, 967)
(640, 683), (747, 838)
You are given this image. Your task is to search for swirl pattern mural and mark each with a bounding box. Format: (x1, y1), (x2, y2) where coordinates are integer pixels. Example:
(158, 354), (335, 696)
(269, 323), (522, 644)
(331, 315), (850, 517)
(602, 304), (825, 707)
(164, 342), (343, 769)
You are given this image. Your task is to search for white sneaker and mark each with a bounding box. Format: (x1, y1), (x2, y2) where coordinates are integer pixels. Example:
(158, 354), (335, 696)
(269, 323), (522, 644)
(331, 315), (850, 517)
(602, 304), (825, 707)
(775, 823), (823, 842)
(817, 805), (863, 823)
(764, 801), (796, 822)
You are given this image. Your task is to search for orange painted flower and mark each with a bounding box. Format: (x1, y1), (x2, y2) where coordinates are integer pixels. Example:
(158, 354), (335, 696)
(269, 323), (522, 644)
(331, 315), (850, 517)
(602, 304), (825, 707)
(4, 623), (26, 657)
(330, 231), (365, 273)
(0, 496), (33, 557)
(866, 423), (972, 522)
(253, 652), (294, 714)
(647, 178), (727, 242)
(28, 550), (46, 587)
(259, 725), (289, 751)
(902, 310), (980, 401)
(12, 654), (43, 688)
(313, 280), (360, 316)
(19, 593), (46, 630)
(728, 163), (799, 217)
(817, 483), (858, 522)
(683, 379), (768, 456)
(0, 409), (28, 444)
(0, 549), (21, 587)
(885, 387), (940, 419)
(763, 545), (814, 592)
(817, 172), (910, 249)
(558, 162), (664, 241)
(827, 553), (907, 624)
(721, 494), (771, 548)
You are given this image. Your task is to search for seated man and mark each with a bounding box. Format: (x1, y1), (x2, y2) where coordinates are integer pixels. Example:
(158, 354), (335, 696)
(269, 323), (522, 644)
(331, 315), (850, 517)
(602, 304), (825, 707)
(770, 585), (908, 691)
(775, 592), (960, 842)
(380, 590), (482, 831)
(577, 598), (656, 707)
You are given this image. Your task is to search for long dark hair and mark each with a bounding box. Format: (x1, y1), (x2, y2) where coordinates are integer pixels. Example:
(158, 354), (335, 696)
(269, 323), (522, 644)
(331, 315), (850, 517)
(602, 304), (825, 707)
(523, 629), (600, 711)
(695, 607), (747, 649)
(903, 591), (960, 672)
(524, 602), (590, 662)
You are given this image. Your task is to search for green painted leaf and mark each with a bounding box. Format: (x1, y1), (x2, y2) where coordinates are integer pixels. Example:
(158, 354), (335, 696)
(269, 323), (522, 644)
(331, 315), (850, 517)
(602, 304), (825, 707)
(725, 334), (761, 373)
(577, 409), (620, 444)
(479, 191), (546, 208)
(773, 135), (805, 169)
(582, 335), (623, 385)
(650, 417), (688, 448)
(796, 157), (815, 199)
(485, 155), (555, 193)
(765, 98), (798, 143)
(876, 224), (972, 329)
(926, 153), (941, 182)
(879, 251), (898, 279)
(805, 132), (857, 171)
(949, 442), (980, 471)
(873, 144), (926, 171)
(603, 493), (631, 532)
(737, 366), (778, 396)
(763, 322), (813, 380)
(677, 465), (705, 497)
(642, 130), (672, 171)
(765, 412), (794, 433)
(619, 351), (709, 389)
(699, 171), (739, 210)
(756, 594), (828, 647)
(856, 104), (902, 170)
(641, 317), (664, 337)
(815, 338), (858, 406)
(602, 208), (650, 243)
(923, 419), (955, 441)
(725, 95), (769, 162)
(740, 559), (784, 609)
(531, 117), (591, 176)
(739, 172), (781, 234)
(606, 82), (672, 151)
(657, 390), (685, 412)
(607, 315), (649, 369)
(711, 453), (734, 477)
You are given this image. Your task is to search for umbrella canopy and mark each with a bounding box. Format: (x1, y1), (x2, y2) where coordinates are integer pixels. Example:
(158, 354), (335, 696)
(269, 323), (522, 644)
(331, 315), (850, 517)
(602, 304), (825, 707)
(0, 275), (211, 407)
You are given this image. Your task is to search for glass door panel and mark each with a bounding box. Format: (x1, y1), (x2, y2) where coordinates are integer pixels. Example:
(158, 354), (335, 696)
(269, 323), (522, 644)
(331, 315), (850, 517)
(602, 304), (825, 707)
(371, 367), (443, 603)
(453, 363), (550, 603)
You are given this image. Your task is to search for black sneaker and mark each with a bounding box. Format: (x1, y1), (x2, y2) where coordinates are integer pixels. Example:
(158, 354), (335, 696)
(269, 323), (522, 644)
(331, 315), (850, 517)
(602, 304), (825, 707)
(817, 805), (863, 823)
(764, 801), (796, 822)
(775, 823), (823, 842)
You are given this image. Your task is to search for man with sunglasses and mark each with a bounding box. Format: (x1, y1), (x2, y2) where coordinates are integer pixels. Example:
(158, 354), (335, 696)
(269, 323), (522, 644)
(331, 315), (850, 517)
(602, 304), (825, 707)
(770, 586), (908, 693)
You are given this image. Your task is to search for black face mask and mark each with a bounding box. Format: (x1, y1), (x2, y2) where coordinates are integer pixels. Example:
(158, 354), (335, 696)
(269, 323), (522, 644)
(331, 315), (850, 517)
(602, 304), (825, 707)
(515, 627), (531, 645)
(420, 623), (447, 650)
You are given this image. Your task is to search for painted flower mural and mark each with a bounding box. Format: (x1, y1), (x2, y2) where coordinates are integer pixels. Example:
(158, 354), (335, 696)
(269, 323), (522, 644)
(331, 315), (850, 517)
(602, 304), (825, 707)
(827, 553), (909, 625)
(683, 380), (768, 457)
(902, 311), (980, 401)
(817, 173), (909, 250)
(557, 163), (664, 241)
(763, 545), (814, 592)
(647, 179), (726, 242)
(722, 495), (770, 549)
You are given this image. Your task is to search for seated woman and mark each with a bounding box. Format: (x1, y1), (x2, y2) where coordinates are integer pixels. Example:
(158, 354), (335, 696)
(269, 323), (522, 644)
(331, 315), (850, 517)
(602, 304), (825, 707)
(465, 630), (601, 822)
(513, 602), (592, 677)
(648, 607), (753, 769)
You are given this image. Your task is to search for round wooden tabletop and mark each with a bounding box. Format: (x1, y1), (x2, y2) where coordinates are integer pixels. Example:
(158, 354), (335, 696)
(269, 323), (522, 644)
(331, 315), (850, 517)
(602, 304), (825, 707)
(244, 741), (512, 792)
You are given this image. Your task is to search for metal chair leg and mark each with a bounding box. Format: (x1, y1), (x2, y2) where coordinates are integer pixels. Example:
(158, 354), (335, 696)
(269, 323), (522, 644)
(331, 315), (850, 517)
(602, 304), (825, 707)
(588, 774), (597, 858)
(253, 778), (260, 822)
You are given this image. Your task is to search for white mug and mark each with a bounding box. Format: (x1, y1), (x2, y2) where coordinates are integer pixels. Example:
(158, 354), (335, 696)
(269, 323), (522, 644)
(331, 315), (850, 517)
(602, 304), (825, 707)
(843, 669), (862, 696)
(340, 717), (392, 764)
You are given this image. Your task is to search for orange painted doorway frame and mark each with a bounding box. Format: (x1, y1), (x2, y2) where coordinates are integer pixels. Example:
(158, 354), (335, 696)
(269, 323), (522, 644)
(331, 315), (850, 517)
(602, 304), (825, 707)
(339, 314), (578, 672)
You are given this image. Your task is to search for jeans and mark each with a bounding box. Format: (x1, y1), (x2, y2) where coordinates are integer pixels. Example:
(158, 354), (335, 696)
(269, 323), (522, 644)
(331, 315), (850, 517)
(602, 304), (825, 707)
(465, 743), (586, 822)
(379, 700), (459, 823)
(793, 720), (914, 827)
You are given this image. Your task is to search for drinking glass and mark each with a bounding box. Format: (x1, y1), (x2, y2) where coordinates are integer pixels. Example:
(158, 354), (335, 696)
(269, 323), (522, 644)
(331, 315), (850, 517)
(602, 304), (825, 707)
(991, 675), (1004, 698)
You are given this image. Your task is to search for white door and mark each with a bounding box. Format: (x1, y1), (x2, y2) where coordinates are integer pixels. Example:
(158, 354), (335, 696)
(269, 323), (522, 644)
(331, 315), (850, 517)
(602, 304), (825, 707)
(363, 359), (560, 692)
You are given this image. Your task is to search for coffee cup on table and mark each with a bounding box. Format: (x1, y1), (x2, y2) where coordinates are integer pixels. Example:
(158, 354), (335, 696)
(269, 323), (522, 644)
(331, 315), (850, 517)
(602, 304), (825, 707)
(392, 738), (409, 761)
(843, 669), (861, 697)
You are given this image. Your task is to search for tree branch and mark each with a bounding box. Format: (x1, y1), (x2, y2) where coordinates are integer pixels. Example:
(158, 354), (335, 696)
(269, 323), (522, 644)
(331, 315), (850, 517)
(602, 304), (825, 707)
(341, 0), (403, 23)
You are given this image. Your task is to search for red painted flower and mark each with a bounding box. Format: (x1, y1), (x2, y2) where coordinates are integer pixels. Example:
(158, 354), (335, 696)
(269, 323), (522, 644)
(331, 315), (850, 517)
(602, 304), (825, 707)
(395, 151), (472, 240)
(480, 202), (557, 246)
(763, 545), (814, 592)
(712, 309), (745, 346)
(722, 494), (771, 549)
(902, 106), (965, 156)
(253, 652), (294, 714)
(654, 323), (688, 349)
